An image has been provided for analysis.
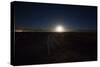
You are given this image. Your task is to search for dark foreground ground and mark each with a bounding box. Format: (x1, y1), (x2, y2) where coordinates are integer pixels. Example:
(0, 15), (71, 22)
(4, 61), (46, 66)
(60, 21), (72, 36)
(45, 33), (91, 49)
(12, 32), (97, 66)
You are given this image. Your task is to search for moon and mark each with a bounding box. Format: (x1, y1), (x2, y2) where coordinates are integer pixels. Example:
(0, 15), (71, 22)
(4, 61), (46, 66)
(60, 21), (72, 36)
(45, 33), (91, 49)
(54, 25), (65, 32)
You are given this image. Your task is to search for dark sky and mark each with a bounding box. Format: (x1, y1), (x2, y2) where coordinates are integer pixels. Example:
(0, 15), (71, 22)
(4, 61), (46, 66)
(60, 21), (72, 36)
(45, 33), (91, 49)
(14, 1), (97, 32)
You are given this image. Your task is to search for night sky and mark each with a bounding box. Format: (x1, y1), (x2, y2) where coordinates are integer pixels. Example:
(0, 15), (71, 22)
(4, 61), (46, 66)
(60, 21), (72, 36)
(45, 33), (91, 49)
(14, 2), (97, 32)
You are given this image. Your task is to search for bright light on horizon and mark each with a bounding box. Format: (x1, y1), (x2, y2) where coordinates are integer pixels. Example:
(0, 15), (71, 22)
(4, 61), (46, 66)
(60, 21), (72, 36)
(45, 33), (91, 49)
(54, 25), (65, 32)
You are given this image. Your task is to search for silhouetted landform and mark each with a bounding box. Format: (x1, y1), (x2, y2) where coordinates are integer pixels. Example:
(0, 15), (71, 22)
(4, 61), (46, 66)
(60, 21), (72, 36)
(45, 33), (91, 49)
(15, 27), (96, 32)
(14, 32), (97, 66)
